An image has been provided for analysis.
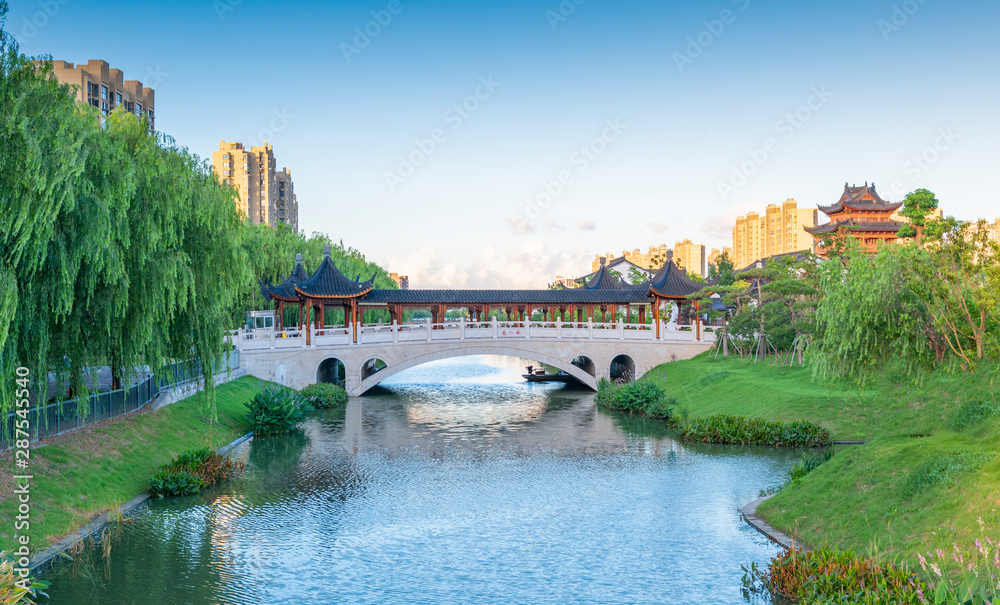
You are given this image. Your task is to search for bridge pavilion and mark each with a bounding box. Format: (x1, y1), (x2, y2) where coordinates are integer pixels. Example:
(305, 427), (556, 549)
(260, 248), (708, 345)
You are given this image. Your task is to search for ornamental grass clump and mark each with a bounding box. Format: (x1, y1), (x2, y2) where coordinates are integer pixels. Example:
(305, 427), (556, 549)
(299, 383), (349, 408)
(148, 447), (244, 498)
(246, 385), (310, 437)
(681, 414), (831, 447)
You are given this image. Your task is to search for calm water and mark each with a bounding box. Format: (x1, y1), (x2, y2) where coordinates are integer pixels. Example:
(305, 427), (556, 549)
(43, 356), (798, 605)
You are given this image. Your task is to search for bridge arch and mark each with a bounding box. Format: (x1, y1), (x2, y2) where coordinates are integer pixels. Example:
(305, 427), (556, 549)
(316, 356), (345, 385)
(354, 345), (599, 396)
(609, 353), (636, 383)
(571, 355), (596, 377)
(361, 357), (388, 381)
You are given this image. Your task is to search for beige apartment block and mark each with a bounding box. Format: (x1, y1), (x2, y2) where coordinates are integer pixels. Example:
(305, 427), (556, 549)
(48, 60), (155, 130)
(673, 239), (707, 278)
(709, 246), (733, 268)
(987, 218), (1000, 242)
(733, 199), (818, 269)
(212, 141), (298, 231)
(592, 244), (671, 272)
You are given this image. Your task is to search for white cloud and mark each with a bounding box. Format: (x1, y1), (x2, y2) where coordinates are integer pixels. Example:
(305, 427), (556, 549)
(701, 202), (760, 239)
(384, 246), (469, 288)
(648, 222), (668, 233)
(387, 243), (591, 289)
(542, 218), (563, 232)
(576, 219), (596, 231)
(507, 216), (536, 234)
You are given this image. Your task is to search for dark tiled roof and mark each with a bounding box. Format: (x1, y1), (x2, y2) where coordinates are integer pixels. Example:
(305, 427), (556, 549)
(260, 254), (312, 302)
(295, 248), (376, 299)
(805, 219), (904, 235)
(363, 289), (650, 305)
(647, 261), (707, 299)
(818, 182), (902, 215)
(581, 264), (646, 291)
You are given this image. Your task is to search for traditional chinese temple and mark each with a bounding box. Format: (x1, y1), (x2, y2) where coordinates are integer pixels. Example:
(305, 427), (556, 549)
(259, 248), (709, 344)
(806, 182), (904, 256)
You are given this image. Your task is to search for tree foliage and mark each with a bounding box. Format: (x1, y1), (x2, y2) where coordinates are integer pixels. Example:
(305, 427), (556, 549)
(0, 9), (394, 421)
(896, 188), (940, 245)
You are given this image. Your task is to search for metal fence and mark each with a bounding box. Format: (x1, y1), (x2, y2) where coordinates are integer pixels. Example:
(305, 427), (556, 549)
(1, 350), (240, 450)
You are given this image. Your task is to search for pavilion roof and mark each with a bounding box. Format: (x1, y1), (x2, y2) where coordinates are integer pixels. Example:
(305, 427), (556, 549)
(646, 261), (708, 299)
(805, 219), (904, 235)
(362, 288), (650, 306)
(579, 261), (646, 291)
(295, 247), (376, 299)
(818, 182), (903, 215)
(260, 254), (311, 302)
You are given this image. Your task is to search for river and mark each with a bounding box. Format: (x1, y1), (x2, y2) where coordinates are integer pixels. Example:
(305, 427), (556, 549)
(42, 355), (799, 604)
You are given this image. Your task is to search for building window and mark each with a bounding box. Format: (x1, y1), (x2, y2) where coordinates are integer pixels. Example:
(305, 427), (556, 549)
(115, 93), (122, 105)
(136, 103), (142, 116)
(101, 85), (108, 100)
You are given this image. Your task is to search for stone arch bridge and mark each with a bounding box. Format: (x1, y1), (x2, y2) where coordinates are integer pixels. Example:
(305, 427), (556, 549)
(242, 247), (718, 395)
(234, 320), (716, 396)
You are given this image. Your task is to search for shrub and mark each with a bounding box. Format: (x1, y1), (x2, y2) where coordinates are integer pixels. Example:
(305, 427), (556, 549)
(681, 414), (831, 447)
(743, 547), (924, 604)
(149, 470), (203, 497)
(300, 383), (348, 408)
(0, 552), (49, 604)
(246, 385), (310, 437)
(148, 447), (244, 497)
(596, 378), (673, 419)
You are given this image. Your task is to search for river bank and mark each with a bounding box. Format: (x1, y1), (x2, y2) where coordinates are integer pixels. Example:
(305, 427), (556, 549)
(641, 353), (1000, 562)
(0, 377), (268, 553)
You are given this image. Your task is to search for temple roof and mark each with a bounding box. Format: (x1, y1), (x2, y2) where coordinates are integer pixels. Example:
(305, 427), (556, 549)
(818, 182), (903, 215)
(805, 219), (904, 235)
(260, 254), (311, 302)
(294, 246), (376, 299)
(647, 261), (708, 299)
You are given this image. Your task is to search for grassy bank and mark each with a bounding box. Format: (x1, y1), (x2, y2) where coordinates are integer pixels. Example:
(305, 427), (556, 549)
(640, 353), (1000, 562)
(0, 377), (267, 551)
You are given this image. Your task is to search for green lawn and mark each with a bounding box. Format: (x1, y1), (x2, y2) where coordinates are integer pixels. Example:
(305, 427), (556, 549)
(0, 377), (265, 551)
(641, 353), (989, 442)
(640, 353), (1000, 561)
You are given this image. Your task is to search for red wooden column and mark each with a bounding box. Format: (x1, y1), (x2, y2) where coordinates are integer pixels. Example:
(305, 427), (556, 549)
(483, 304), (491, 321)
(654, 297), (661, 340)
(639, 305), (646, 324)
(305, 297), (312, 345)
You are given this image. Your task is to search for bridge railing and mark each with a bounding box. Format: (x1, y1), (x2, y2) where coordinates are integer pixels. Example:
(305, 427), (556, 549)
(229, 317), (716, 351)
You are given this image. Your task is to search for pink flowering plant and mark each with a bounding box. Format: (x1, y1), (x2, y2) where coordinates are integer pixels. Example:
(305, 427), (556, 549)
(915, 519), (999, 604)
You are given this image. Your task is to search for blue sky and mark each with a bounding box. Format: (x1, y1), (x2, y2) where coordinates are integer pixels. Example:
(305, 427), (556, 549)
(9, 0), (1000, 286)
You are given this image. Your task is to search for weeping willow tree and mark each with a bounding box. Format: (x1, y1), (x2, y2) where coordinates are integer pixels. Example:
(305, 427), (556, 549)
(0, 3), (251, 420)
(811, 240), (937, 386)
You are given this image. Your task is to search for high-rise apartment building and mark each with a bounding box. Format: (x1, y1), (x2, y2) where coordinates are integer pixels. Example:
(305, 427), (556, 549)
(212, 141), (299, 231)
(48, 60), (155, 130)
(673, 239), (707, 278)
(732, 199), (818, 269)
(274, 168), (298, 230)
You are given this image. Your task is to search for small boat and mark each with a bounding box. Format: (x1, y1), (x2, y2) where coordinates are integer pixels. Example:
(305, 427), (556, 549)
(522, 366), (575, 383)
